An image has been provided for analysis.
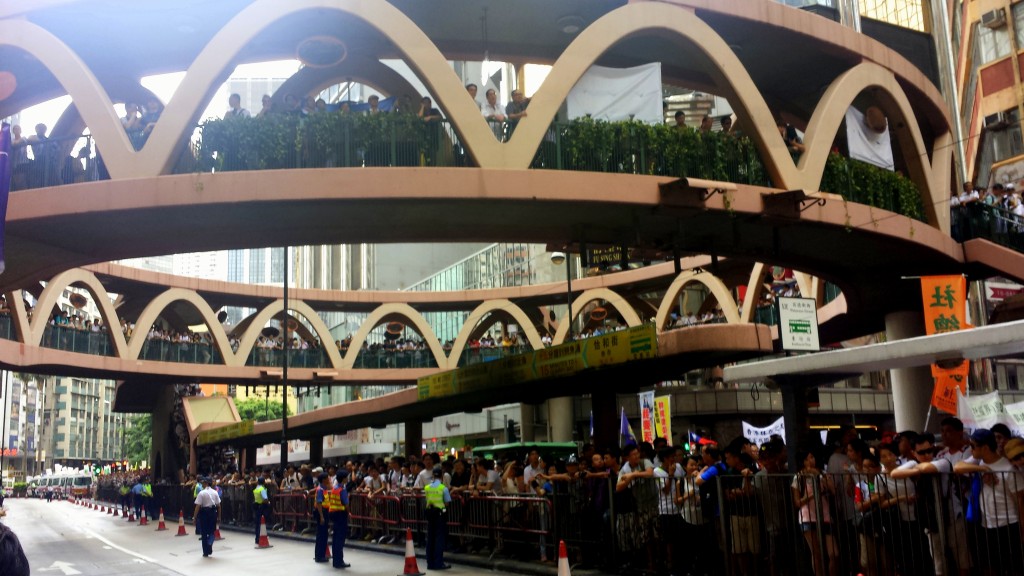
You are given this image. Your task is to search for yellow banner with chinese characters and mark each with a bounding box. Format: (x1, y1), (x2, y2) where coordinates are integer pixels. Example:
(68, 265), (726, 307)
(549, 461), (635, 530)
(931, 361), (970, 415)
(197, 419), (254, 446)
(654, 396), (672, 444)
(920, 275), (968, 335)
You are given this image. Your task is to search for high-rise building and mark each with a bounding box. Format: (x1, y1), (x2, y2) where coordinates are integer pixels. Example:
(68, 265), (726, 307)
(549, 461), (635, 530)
(36, 376), (127, 471)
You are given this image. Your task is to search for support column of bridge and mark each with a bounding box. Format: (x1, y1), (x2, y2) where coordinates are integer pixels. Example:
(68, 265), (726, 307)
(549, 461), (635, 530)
(591, 390), (617, 450)
(885, 311), (934, 433)
(548, 397), (574, 443)
(309, 435), (323, 465)
(405, 421), (423, 456)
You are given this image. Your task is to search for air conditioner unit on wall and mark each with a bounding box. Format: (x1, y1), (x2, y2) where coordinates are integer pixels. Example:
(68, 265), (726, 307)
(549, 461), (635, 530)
(986, 112), (1010, 131)
(982, 8), (1007, 29)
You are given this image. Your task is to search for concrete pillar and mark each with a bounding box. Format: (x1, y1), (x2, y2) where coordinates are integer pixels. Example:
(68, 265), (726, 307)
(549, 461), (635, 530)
(885, 311), (934, 433)
(243, 447), (256, 473)
(405, 421), (423, 457)
(520, 404), (536, 442)
(548, 397), (574, 442)
(591, 391), (617, 450)
(309, 435), (324, 465)
(780, 381), (810, 473)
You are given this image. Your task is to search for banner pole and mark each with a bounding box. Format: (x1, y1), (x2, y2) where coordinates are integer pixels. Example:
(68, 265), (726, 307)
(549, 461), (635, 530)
(923, 404), (934, 432)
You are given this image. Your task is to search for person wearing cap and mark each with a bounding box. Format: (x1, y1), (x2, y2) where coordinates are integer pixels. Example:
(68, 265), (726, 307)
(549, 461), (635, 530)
(1005, 438), (1024, 471)
(954, 428), (1024, 573)
(252, 477), (270, 545)
(329, 470), (351, 569)
(314, 473), (332, 562)
(193, 477), (222, 558)
(424, 466), (452, 570)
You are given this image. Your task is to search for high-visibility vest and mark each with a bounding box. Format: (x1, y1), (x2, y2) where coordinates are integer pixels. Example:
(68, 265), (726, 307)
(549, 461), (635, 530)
(193, 484), (201, 498)
(253, 487), (267, 504)
(326, 487), (344, 512)
(424, 483), (445, 510)
(119, 486), (129, 496)
(142, 483), (153, 497)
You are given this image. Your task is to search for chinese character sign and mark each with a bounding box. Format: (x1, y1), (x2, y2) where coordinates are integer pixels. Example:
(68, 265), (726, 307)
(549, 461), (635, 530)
(654, 396), (672, 444)
(931, 361), (969, 415)
(957, 390), (1006, 430)
(742, 417), (786, 447)
(920, 275), (967, 335)
(639, 391), (655, 443)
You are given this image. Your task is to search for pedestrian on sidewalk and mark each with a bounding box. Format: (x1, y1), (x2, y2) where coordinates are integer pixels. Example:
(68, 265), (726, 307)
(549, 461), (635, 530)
(193, 477), (221, 558)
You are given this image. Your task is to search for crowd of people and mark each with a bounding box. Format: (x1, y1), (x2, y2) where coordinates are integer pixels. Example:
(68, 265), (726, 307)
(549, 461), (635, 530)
(951, 179), (1024, 246)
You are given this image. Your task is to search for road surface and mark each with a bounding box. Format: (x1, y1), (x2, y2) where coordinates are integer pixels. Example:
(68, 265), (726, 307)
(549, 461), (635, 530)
(2, 498), (494, 576)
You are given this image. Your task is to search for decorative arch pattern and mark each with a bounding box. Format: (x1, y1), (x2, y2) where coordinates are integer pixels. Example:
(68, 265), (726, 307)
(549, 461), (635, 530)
(654, 271), (741, 330)
(127, 288), (234, 364)
(341, 303), (446, 370)
(447, 299), (545, 366)
(233, 300), (344, 369)
(551, 288), (642, 345)
(272, 55), (422, 104)
(27, 269), (128, 357)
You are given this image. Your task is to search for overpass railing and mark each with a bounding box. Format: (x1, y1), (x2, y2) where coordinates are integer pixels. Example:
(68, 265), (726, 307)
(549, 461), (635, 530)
(952, 201), (1024, 251)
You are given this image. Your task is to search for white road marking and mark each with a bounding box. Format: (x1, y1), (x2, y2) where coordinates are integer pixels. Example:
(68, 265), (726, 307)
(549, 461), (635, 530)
(38, 560), (81, 575)
(80, 526), (157, 563)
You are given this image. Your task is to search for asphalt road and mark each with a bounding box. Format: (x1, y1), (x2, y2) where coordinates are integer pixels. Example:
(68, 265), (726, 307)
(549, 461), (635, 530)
(2, 498), (493, 576)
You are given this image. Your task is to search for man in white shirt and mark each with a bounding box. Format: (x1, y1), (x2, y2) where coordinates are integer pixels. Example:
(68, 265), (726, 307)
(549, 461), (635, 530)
(954, 428), (1024, 573)
(523, 449), (543, 488)
(193, 477), (222, 557)
(224, 93), (250, 119)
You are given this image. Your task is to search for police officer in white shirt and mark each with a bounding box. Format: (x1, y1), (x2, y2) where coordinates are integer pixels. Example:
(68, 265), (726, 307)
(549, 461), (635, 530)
(193, 477), (222, 557)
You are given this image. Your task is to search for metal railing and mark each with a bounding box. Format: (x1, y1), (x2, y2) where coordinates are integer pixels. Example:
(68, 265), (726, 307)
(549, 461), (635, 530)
(41, 324), (115, 357)
(953, 201), (1024, 251)
(9, 134), (101, 191)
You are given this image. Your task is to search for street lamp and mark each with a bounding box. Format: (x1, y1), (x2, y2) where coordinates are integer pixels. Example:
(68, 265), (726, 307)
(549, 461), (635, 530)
(551, 252), (573, 340)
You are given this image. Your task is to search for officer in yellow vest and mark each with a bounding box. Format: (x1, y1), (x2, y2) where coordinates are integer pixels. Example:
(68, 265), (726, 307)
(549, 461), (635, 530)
(118, 483), (130, 515)
(424, 466), (452, 570)
(141, 478), (154, 521)
(329, 469), (351, 569)
(252, 477), (270, 545)
(314, 474), (332, 562)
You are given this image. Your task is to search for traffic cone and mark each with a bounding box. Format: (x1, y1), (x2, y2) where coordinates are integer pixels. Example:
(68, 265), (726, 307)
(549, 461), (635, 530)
(557, 540), (571, 576)
(156, 508), (167, 531)
(127, 510), (135, 522)
(326, 542), (331, 559)
(139, 509), (148, 526)
(175, 512), (188, 537)
(113, 506), (119, 517)
(214, 526), (224, 540)
(107, 505), (113, 515)
(398, 528), (424, 576)
(255, 516), (272, 549)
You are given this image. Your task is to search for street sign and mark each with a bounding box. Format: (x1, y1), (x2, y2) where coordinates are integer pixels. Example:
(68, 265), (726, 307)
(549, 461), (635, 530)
(778, 297), (820, 352)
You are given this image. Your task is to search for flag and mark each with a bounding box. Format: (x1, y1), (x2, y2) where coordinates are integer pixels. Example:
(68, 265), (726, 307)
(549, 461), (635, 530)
(0, 122), (10, 275)
(689, 431), (716, 446)
(619, 407), (636, 448)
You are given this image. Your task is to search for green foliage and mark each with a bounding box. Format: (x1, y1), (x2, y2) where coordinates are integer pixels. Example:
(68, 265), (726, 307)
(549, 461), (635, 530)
(234, 396), (293, 423)
(13, 482), (27, 493)
(122, 414), (151, 465)
(820, 153), (923, 221)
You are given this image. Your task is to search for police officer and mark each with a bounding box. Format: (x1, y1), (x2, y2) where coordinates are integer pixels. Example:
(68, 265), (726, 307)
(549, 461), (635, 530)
(141, 476), (154, 520)
(424, 466), (452, 570)
(130, 477), (144, 519)
(118, 482), (130, 515)
(314, 473), (332, 562)
(252, 477), (270, 545)
(193, 477), (221, 557)
(329, 470), (351, 569)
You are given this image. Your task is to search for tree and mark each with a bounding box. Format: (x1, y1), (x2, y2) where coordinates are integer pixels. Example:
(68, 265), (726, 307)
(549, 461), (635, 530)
(122, 414), (151, 465)
(234, 397), (292, 423)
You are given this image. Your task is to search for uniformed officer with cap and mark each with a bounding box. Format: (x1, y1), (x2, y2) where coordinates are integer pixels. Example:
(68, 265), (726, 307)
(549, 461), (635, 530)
(329, 469), (351, 569)
(252, 477), (270, 545)
(424, 466), (452, 570)
(193, 477), (222, 557)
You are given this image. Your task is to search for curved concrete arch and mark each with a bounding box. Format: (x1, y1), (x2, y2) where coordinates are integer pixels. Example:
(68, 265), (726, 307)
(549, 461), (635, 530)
(798, 62), (949, 228)
(741, 263), (767, 324)
(127, 288), (234, 363)
(234, 300), (345, 369)
(29, 269), (128, 357)
(272, 55), (422, 104)
(654, 271), (741, 330)
(792, 272), (814, 303)
(341, 303), (447, 370)
(507, 3), (801, 185)
(0, 21), (136, 179)
(139, 0), (502, 177)
(551, 288), (642, 345)
(448, 299), (545, 367)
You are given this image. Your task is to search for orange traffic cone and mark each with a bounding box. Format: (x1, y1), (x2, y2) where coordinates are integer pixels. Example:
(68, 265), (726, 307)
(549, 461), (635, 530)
(557, 540), (571, 576)
(127, 510), (135, 522)
(107, 505), (113, 515)
(175, 512), (188, 537)
(326, 542), (331, 559)
(113, 506), (119, 517)
(398, 528), (424, 576)
(255, 516), (272, 549)
(139, 509), (148, 526)
(156, 508), (167, 531)
(214, 526), (224, 541)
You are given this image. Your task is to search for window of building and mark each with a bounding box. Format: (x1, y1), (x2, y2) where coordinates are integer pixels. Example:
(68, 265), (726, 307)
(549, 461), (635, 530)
(860, 0), (926, 32)
(270, 247), (285, 283)
(977, 108), (1024, 185)
(249, 249), (265, 284)
(1015, 2), (1024, 49)
(977, 21), (1012, 65)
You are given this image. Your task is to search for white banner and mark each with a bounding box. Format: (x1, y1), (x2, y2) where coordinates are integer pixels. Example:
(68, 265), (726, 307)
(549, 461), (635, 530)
(845, 106), (894, 171)
(957, 390), (1007, 430)
(1004, 399), (1024, 436)
(567, 63), (663, 124)
(742, 416), (786, 447)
